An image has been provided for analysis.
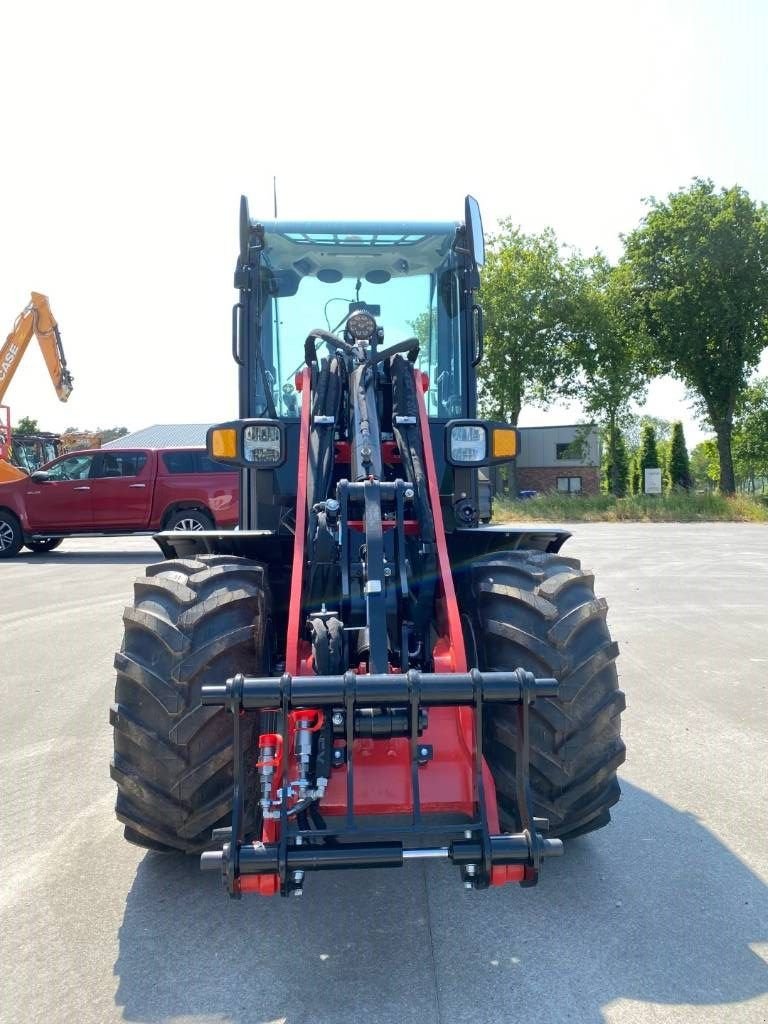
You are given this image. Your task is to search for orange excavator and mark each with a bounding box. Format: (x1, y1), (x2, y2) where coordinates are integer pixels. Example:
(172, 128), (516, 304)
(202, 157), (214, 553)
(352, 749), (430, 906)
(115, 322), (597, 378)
(0, 293), (73, 483)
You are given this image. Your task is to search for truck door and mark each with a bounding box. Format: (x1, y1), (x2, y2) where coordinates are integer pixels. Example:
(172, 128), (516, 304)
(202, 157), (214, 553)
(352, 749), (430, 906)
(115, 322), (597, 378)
(89, 451), (152, 527)
(24, 453), (96, 529)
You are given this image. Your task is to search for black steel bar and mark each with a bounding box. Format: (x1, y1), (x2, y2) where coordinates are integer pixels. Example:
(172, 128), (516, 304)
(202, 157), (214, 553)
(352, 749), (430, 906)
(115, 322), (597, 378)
(409, 673), (421, 828)
(227, 674), (244, 899)
(202, 669), (559, 712)
(277, 680), (290, 894)
(339, 481), (351, 625)
(473, 672), (492, 887)
(200, 833), (563, 878)
(363, 480), (388, 674)
(345, 674), (355, 831)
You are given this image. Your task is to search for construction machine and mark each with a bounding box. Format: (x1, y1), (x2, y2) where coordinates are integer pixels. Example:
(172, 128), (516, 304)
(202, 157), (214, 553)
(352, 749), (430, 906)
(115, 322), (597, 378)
(0, 293), (73, 483)
(110, 197), (624, 898)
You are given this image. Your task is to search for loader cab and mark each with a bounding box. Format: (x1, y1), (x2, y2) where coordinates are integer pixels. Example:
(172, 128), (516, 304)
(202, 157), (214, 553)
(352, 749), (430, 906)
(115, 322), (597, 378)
(233, 198), (487, 532)
(240, 215), (482, 423)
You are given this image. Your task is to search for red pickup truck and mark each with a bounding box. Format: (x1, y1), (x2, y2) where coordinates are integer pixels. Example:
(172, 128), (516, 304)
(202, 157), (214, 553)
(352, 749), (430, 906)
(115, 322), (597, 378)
(0, 447), (238, 557)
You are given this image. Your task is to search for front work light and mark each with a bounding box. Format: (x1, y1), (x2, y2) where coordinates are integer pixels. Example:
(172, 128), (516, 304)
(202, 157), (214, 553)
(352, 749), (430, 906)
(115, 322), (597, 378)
(207, 419), (286, 468)
(449, 424), (487, 464)
(244, 424), (282, 465)
(445, 420), (520, 467)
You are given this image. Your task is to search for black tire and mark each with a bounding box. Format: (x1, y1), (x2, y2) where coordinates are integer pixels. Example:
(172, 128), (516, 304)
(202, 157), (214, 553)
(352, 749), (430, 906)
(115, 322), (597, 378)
(164, 508), (215, 532)
(24, 538), (63, 553)
(110, 555), (271, 852)
(466, 550), (625, 840)
(0, 511), (23, 558)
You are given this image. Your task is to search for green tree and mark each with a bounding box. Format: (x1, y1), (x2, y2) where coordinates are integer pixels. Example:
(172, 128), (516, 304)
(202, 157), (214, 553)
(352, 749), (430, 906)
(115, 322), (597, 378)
(731, 378), (768, 492)
(629, 452), (642, 495)
(637, 423), (659, 492)
(479, 222), (579, 424)
(97, 426), (129, 444)
(624, 179), (768, 494)
(13, 416), (39, 434)
(667, 422), (692, 490)
(602, 425), (629, 496)
(657, 437), (672, 491)
(690, 438), (720, 490)
(568, 256), (653, 496)
(623, 414), (673, 451)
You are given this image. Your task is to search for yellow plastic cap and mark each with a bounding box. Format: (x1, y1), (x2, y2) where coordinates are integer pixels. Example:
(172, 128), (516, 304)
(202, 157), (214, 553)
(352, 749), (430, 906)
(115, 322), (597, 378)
(492, 428), (518, 458)
(210, 428), (238, 460)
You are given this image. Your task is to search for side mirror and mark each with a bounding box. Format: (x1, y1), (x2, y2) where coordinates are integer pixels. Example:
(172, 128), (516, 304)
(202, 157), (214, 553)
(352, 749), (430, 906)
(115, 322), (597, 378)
(464, 195), (485, 268)
(31, 470), (51, 482)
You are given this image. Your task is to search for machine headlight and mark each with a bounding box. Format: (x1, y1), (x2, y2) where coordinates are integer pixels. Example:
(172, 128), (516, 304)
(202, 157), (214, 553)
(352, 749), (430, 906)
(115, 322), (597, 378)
(207, 419), (286, 468)
(445, 420), (520, 466)
(244, 424), (282, 465)
(449, 424), (487, 464)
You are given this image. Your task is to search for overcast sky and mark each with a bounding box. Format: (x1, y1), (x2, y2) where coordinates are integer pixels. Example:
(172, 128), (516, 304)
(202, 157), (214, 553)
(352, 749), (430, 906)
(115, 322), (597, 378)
(2, 0), (766, 445)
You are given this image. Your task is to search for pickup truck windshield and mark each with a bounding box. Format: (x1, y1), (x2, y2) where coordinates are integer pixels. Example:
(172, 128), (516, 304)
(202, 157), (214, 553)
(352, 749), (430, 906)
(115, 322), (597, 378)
(254, 221), (466, 419)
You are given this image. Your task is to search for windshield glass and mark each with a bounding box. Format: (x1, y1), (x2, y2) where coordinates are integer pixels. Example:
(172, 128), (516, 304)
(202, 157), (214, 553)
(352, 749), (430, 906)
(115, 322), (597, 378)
(254, 221), (466, 418)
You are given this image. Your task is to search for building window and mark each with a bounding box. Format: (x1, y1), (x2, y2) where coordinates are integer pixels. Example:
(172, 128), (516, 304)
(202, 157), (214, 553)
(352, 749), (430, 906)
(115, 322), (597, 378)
(556, 441), (584, 460)
(557, 476), (582, 493)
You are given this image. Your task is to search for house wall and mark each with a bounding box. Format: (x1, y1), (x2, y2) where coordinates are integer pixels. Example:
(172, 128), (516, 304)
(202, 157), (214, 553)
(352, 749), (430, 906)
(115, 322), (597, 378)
(517, 425), (600, 468)
(518, 465), (600, 495)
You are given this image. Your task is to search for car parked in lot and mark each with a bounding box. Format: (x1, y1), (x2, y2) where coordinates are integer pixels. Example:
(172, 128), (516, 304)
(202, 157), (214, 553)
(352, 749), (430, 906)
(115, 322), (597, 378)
(0, 447), (238, 557)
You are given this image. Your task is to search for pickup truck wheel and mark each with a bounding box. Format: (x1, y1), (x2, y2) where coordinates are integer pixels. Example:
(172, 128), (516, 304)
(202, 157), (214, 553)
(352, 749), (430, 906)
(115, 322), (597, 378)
(25, 538), (63, 553)
(164, 509), (214, 532)
(0, 512), (23, 558)
(110, 555), (271, 852)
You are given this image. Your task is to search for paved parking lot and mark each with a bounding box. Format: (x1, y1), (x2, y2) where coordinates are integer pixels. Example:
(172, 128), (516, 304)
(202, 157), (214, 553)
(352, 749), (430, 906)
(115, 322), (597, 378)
(1, 525), (766, 1024)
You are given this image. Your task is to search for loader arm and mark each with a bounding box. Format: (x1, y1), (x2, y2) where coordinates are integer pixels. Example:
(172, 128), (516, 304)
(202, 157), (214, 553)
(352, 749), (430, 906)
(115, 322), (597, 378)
(0, 292), (73, 404)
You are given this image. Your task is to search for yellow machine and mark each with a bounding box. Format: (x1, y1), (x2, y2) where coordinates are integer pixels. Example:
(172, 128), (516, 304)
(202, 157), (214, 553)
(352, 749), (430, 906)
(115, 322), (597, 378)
(0, 293), (73, 483)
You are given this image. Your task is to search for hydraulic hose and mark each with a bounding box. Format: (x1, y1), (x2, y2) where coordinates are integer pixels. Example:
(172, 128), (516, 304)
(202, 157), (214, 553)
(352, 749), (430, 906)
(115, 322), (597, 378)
(389, 354), (437, 641)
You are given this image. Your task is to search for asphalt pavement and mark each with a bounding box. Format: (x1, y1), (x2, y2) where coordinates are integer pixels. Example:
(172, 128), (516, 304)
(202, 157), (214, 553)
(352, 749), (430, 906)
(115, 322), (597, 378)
(1, 525), (766, 1024)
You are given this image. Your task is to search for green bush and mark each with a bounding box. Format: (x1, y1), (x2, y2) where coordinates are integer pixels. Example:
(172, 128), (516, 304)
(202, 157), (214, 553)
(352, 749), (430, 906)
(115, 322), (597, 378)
(494, 492), (768, 523)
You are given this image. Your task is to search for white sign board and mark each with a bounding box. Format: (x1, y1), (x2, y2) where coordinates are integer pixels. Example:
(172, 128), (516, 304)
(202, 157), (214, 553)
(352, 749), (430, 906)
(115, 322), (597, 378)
(644, 467), (662, 494)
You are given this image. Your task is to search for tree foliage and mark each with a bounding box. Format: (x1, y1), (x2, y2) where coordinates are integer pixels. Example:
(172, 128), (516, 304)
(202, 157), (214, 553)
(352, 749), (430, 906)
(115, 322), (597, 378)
(602, 425), (629, 496)
(478, 222), (579, 424)
(567, 256), (653, 496)
(636, 423), (660, 493)
(13, 416), (40, 434)
(667, 421), (692, 491)
(731, 377), (768, 491)
(623, 179), (768, 494)
(690, 439), (720, 490)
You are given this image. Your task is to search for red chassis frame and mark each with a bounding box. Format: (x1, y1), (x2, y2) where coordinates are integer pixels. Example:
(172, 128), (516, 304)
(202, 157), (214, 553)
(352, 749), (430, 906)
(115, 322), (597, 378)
(241, 367), (522, 895)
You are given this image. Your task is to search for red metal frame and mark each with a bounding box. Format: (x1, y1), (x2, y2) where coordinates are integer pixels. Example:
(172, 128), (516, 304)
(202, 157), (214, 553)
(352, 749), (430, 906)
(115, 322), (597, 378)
(260, 365), (521, 891)
(285, 368), (312, 677)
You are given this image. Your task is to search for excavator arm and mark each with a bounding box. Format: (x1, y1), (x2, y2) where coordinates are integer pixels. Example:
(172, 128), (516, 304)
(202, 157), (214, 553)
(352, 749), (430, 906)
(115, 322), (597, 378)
(0, 292), (73, 403)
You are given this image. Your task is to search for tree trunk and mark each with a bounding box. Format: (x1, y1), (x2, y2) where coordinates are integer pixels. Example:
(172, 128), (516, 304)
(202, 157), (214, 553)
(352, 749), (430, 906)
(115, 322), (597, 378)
(714, 421), (736, 495)
(507, 390), (521, 497)
(608, 411), (620, 497)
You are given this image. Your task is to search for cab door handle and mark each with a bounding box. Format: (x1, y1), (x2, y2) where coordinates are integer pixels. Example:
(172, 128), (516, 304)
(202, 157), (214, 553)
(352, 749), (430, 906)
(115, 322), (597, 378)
(129, 483), (147, 489)
(73, 486), (91, 491)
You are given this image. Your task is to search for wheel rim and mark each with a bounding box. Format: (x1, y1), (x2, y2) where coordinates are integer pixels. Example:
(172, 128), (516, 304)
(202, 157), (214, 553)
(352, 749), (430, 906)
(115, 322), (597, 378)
(173, 517), (205, 531)
(0, 522), (15, 551)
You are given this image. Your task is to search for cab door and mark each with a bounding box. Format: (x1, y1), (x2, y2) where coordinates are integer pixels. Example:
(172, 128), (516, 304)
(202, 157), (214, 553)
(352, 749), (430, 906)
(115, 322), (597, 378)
(24, 453), (96, 529)
(89, 451), (153, 527)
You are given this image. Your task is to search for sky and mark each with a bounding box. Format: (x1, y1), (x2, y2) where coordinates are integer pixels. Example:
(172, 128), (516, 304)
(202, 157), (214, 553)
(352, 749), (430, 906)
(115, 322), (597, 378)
(1, 0), (767, 446)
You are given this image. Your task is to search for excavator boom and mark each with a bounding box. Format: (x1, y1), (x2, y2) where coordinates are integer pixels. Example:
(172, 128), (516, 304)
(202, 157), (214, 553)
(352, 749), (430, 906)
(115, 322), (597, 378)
(0, 292), (73, 403)
(0, 293), (73, 484)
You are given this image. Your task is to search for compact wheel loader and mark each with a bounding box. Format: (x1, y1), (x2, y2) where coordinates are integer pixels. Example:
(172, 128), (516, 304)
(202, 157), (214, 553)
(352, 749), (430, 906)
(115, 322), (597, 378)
(110, 196), (625, 896)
